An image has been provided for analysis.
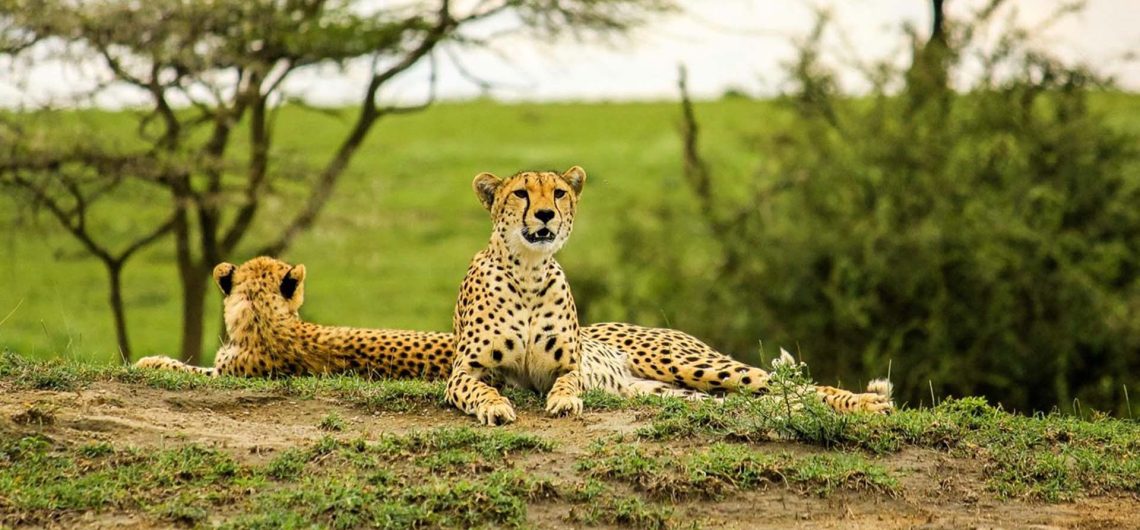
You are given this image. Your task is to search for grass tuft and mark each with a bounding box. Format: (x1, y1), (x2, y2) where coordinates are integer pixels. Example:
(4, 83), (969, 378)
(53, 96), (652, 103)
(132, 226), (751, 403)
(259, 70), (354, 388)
(318, 412), (346, 432)
(578, 441), (897, 500)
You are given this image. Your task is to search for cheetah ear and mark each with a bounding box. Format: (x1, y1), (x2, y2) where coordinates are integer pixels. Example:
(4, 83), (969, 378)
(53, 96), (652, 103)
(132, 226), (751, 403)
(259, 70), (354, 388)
(472, 172), (502, 212)
(280, 264), (306, 299)
(561, 165), (586, 195)
(213, 262), (236, 296)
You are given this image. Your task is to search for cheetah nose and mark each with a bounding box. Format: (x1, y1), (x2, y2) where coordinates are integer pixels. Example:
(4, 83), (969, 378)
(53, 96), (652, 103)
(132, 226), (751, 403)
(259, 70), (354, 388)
(534, 209), (555, 223)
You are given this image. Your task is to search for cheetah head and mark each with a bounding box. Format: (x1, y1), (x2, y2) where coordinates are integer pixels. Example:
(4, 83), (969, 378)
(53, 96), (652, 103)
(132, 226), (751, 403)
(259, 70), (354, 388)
(473, 166), (586, 258)
(212, 257), (307, 331)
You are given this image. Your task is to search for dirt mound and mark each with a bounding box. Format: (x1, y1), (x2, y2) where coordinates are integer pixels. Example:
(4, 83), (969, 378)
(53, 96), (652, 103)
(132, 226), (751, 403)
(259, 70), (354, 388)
(2, 381), (1137, 529)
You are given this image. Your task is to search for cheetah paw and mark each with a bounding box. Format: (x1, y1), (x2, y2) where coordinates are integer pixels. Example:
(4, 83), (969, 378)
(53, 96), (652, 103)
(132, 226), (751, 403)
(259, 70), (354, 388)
(475, 398), (517, 426)
(862, 379), (895, 414)
(133, 356), (169, 369)
(860, 397), (895, 414)
(545, 393), (583, 417)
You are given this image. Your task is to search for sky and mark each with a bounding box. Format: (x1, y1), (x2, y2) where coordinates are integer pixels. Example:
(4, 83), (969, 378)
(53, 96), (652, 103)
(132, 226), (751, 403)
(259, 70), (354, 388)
(2, 0), (1137, 107)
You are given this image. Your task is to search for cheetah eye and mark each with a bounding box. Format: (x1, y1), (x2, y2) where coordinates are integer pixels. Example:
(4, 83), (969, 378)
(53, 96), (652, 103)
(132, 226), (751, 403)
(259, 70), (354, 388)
(553, 189), (566, 199)
(512, 189), (528, 199)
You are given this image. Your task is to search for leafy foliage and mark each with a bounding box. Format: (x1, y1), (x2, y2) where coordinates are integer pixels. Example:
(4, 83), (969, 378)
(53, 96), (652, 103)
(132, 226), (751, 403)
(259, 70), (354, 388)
(585, 5), (1140, 414)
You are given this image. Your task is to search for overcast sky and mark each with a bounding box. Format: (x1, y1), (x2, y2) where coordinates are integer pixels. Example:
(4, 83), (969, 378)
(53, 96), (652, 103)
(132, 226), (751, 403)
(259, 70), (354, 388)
(3, 0), (1137, 107)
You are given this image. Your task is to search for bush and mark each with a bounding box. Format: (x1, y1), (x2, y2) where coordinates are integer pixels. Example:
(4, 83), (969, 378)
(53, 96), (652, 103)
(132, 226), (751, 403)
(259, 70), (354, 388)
(582, 8), (1140, 414)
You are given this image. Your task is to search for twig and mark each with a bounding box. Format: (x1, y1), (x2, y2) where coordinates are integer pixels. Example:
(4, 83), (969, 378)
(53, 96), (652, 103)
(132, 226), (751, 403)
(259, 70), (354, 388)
(0, 298), (24, 328)
(1124, 385), (1133, 421)
(677, 64), (713, 217)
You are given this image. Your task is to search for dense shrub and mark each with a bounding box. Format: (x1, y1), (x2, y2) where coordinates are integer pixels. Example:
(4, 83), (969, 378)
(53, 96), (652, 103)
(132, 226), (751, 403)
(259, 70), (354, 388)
(580, 9), (1140, 414)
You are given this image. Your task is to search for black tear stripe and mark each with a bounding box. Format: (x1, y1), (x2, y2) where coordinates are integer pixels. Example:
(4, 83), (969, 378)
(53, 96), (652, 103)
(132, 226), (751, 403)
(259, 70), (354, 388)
(553, 193), (563, 220)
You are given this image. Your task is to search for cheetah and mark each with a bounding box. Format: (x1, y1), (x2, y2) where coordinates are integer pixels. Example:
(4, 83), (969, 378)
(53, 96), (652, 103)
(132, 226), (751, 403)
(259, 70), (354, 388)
(134, 257), (453, 378)
(445, 166), (894, 425)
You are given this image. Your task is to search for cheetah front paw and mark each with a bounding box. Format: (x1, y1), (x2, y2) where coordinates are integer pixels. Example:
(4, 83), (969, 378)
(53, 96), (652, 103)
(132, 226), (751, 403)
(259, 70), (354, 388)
(545, 393), (583, 417)
(475, 397), (517, 426)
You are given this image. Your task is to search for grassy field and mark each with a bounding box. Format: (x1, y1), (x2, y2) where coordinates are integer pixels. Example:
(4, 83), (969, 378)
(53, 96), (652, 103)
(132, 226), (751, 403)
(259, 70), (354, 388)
(0, 98), (792, 364)
(3, 94), (1140, 366)
(2, 352), (1139, 528)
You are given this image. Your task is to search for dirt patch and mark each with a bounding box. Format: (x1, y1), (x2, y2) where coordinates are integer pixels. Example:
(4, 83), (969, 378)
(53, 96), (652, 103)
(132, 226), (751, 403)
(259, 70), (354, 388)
(2, 381), (1138, 529)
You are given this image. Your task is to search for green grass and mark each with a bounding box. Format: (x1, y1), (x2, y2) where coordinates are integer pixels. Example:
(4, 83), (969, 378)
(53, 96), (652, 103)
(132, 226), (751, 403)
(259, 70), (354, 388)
(639, 392), (1140, 501)
(0, 431), (556, 528)
(4, 353), (1140, 526)
(578, 441), (898, 500)
(564, 485), (674, 530)
(0, 98), (792, 364)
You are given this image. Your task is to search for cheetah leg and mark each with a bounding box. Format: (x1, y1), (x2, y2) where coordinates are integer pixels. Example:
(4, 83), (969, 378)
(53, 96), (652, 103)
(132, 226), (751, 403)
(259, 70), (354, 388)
(545, 369), (584, 417)
(446, 366), (516, 426)
(626, 377), (709, 400)
(579, 338), (636, 396)
(634, 347), (772, 396)
(134, 355), (216, 376)
(815, 380), (895, 414)
(584, 323), (772, 394)
(578, 339), (709, 400)
(584, 324), (894, 414)
(769, 349), (895, 413)
(639, 348), (894, 414)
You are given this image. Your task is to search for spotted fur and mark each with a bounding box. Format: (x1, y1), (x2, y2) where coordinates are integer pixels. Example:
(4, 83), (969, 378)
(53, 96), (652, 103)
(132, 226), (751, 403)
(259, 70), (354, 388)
(445, 166), (894, 425)
(135, 257), (452, 378)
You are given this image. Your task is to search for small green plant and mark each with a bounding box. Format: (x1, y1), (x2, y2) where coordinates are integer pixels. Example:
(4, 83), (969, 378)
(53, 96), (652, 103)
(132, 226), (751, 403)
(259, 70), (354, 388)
(265, 449), (308, 481)
(318, 412), (346, 432)
(567, 494), (674, 530)
(78, 442), (114, 458)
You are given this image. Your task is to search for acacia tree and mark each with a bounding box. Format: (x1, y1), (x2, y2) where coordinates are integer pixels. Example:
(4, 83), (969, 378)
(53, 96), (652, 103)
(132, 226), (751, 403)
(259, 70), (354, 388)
(0, 0), (671, 364)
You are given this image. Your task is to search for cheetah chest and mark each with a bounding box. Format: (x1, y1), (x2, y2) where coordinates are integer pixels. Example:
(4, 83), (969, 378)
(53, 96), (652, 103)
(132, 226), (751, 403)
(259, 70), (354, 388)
(488, 277), (577, 394)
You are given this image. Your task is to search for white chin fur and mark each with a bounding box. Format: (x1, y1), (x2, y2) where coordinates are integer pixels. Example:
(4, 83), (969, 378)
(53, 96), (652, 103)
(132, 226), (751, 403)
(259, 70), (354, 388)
(521, 238), (563, 254)
(510, 232), (564, 256)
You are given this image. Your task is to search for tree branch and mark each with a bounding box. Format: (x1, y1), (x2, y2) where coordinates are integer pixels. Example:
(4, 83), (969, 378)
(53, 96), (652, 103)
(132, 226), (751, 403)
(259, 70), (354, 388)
(219, 79), (272, 255)
(118, 213), (177, 263)
(5, 173), (112, 263)
(678, 65), (714, 218)
(257, 0), (455, 256)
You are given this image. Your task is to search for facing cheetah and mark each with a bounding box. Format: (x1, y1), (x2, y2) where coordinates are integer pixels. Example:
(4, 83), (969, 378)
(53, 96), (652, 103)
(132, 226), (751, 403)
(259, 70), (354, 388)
(135, 257), (453, 378)
(445, 166), (894, 425)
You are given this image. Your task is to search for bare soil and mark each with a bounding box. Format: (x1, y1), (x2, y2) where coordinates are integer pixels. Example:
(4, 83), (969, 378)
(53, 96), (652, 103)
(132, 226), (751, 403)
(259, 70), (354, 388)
(3, 382), (1139, 529)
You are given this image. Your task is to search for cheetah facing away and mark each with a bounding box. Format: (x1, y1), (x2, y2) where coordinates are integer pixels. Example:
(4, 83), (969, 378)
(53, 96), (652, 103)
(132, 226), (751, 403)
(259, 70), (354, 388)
(445, 166), (894, 425)
(135, 257), (453, 378)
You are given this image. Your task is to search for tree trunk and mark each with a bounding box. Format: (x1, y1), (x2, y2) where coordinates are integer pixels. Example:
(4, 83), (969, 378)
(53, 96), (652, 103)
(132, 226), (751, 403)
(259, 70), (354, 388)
(106, 261), (132, 364)
(172, 197), (210, 365)
(178, 264), (209, 365)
